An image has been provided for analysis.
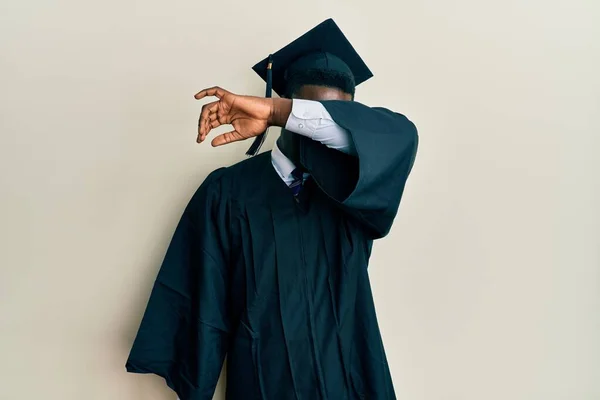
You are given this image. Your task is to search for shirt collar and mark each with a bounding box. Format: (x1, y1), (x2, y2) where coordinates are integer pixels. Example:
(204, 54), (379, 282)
(271, 141), (297, 185)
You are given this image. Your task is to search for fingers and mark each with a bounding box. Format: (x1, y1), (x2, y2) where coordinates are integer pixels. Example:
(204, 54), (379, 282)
(194, 86), (239, 145)
(211, 130), (244, 147)
(197, 101), (219, 143)
(194, 86), (228, 100)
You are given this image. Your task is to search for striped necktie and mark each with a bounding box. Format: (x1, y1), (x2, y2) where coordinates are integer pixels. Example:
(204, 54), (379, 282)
(289, 168), (304, 196)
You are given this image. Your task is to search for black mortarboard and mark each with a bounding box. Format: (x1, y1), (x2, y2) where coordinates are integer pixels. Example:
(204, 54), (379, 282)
(246, 18), (373, 156)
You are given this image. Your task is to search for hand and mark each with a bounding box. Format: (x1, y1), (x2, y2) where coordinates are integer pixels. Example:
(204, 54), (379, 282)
(194, 86), (273, 147)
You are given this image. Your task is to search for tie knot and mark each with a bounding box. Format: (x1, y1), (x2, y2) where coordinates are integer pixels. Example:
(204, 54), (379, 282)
(290, 168), (304, 196)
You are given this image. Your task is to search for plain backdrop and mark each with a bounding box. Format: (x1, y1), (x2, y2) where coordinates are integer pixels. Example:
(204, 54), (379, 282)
(1, 0), (599, 399)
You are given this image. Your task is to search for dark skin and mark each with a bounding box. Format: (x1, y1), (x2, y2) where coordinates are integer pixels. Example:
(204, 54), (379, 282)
(194, 85), (352, 165)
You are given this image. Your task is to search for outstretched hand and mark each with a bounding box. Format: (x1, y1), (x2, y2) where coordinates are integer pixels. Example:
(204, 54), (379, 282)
(194, 87), (274, 147)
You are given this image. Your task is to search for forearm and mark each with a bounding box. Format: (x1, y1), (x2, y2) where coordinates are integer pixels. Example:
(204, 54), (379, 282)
(268, 98), (293, 127)
(268, 98), (356, 156)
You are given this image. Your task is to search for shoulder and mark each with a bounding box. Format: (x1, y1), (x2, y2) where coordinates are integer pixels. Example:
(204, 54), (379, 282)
(189, 152), (272, 205)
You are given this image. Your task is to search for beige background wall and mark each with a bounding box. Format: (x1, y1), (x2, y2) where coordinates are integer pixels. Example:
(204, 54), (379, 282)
(1, 0), (599, 399)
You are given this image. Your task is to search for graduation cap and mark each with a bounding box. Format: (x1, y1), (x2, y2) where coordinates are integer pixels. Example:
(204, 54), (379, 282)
(246, 18), (373, 156)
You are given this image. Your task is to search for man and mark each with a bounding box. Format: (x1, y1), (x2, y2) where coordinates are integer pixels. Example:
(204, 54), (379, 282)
(126, 19), (418, 400)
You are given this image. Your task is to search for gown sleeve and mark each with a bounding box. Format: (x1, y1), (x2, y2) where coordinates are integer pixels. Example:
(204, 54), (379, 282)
(126, 169), (231, 400)
(298, 100), (418, 239)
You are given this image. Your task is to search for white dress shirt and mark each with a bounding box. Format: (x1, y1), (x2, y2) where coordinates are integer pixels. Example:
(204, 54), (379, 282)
(271, 99), (355, 186)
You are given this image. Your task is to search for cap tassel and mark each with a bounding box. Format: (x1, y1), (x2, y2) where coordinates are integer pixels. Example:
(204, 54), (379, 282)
(246, 55), (273, 156)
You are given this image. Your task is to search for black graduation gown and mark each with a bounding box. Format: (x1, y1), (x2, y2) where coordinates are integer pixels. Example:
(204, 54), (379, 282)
(126, 101), (418, 400)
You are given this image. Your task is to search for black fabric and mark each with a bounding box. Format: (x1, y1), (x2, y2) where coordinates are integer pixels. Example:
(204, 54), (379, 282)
(125, 169), (231, 399)
(301, 101), (419, 238)
(126, 105), (418, 399)
(252, 18), (372, 97)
